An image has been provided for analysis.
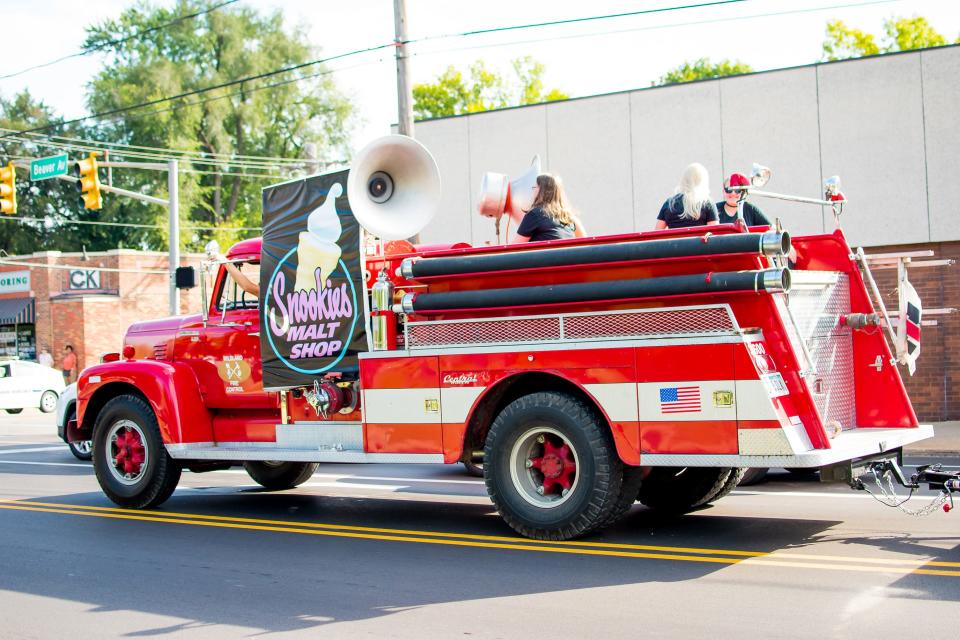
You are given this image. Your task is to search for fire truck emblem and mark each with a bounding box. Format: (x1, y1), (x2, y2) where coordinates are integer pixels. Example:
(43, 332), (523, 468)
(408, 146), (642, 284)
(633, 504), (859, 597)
(442, 372), (489, 386)
(217, 355), (251, 386)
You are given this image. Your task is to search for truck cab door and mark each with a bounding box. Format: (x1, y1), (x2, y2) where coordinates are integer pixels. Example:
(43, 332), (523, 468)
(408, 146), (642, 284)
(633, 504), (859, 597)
(181, 261), (274, 410)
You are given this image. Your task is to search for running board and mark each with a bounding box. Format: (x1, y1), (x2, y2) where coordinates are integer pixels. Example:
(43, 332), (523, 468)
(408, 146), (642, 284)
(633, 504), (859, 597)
(166, 443), (444, 464)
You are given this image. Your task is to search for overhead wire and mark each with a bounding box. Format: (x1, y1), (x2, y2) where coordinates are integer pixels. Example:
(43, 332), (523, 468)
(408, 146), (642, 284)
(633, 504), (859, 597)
(0, 0), (241, 81)
(0, 214), (260, 232)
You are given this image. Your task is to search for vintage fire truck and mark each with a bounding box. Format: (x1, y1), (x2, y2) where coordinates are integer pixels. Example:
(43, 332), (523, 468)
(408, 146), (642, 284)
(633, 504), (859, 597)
(70, 136), (957, 540)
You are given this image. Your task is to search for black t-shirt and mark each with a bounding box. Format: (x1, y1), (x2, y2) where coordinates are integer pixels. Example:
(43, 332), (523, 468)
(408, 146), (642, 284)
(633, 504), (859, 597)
(657, 194), (718, 228)
(516, 207), (575, 242)
(715, 200), (771, 227)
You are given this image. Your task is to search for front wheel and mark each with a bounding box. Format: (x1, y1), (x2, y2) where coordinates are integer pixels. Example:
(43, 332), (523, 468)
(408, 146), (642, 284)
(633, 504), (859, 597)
(244, 461), (318, 490)
(484, 391), (623, 540)
(39, 390), (58, 413)
(92, 394), (181, 508)
(5, 408), (23, 415)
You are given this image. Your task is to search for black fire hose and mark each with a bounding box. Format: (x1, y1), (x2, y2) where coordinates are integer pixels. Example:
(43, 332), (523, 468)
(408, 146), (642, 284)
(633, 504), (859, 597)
(400, 232), (790, 280)
(400, 268), (790, 313)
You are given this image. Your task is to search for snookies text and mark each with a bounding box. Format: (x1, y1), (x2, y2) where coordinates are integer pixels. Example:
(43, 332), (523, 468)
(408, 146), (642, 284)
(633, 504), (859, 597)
(269, 269), (354, 359)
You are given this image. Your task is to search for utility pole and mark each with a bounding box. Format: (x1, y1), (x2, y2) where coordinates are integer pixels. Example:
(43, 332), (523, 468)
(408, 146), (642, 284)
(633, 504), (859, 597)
(168, 159), (179, 315)
(394, 0), (414, 137)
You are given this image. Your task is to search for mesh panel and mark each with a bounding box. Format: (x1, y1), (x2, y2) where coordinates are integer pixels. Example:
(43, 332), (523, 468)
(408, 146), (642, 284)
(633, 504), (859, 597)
(564, 308), (734, 339)
(407, 317), (561, 348)
(406, 307), (736, 349)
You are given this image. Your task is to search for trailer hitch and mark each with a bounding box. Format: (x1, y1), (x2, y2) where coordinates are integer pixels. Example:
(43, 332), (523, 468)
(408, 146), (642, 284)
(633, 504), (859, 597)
(855, 459), (959, 515)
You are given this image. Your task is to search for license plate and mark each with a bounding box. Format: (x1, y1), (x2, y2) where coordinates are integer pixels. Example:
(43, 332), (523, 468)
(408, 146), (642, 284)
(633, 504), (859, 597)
(761, 372), (789, 397)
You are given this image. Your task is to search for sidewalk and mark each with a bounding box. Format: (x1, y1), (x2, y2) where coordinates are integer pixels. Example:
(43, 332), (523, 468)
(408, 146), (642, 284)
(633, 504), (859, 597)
(905, 421), (960, 456)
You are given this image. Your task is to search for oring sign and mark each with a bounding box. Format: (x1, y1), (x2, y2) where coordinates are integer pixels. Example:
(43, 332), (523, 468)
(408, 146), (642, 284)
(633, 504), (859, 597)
(68, 269), (101, 290)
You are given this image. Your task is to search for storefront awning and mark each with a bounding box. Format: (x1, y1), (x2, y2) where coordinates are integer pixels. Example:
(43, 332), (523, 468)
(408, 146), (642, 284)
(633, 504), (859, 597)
(0, 298), (34, 325)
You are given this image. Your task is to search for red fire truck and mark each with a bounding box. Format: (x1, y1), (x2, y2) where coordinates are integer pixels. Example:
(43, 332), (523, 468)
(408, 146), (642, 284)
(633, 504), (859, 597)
(69, 136), (957, 540)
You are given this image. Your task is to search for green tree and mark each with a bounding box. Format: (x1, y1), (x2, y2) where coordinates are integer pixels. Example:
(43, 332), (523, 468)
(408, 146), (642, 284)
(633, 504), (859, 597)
(0, 91), (153, 255)
(822, 15), (957, 61)
(82, 0), (353, 250)
(413, 56), (569, 119)
(653, 58), (753, 86)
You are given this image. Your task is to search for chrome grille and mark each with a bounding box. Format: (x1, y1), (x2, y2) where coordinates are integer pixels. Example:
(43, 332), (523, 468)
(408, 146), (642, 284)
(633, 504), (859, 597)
(152, 342), (168, 360)
(405, 306), (738, 350)
(779, 272), (855, 430)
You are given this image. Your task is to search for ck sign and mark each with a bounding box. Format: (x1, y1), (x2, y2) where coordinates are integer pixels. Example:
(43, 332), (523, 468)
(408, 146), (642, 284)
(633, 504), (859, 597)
(69, 269), (101, 290)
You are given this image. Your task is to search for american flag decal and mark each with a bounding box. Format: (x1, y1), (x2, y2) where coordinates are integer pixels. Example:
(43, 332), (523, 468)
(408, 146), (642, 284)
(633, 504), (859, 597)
(659, 386), (701, 414)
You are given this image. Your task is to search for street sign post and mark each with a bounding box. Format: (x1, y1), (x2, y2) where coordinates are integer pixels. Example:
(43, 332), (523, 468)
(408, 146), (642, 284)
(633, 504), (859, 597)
(30, 154), (69, 181)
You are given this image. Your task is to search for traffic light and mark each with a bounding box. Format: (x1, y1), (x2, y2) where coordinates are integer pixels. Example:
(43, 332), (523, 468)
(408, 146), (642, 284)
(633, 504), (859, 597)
(74, 153), (102, 210)
(0, 161), (15, 215)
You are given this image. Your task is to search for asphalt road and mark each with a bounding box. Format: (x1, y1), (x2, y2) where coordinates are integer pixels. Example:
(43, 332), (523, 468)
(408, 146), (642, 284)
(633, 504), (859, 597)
(1, 410), (959, 639)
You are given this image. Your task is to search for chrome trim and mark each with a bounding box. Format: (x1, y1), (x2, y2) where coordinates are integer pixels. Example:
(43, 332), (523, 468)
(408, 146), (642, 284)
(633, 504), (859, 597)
(401, 293), (416, 315)
(760, 231), (790, 257)
(761, 268), (790, 293)
(400, 258), (416, 280)
(640, 425), (934, 468)
(165, 442), (444, 464)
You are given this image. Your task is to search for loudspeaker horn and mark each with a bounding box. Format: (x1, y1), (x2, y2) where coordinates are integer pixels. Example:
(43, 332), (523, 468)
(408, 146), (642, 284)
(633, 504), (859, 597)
(347, 135), (442, 240)
(477, 155), (541, 227)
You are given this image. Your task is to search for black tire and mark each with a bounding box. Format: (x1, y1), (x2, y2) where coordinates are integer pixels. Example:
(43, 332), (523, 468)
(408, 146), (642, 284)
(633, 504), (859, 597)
(244, 461), (318, 490)
(39, 390), (58, 413)
(738, 467), (770, 486)
(92, 394), (181, 508)
(5, 408), (23, 414)
(695, 467), (746, 506)
(462, 459), (484, 478)
(597, 465), (645, 529)
(484, 391), (623, 541)
(637, 467), (733, 513)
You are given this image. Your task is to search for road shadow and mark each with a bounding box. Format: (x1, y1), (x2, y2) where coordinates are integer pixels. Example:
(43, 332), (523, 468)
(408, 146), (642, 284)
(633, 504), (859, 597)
(0, 487), (851, 635)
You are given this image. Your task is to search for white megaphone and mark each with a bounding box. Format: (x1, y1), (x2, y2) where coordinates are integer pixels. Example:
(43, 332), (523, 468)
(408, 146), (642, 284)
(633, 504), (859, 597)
(477, 155), (542, 229)
(346, 135), (442, 240)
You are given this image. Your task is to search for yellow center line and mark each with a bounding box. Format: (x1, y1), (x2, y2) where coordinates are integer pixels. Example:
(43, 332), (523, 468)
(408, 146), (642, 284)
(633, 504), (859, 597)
(0, 504), (740, 564)
(2, 499), (957, 577)
(0, 499), (761, 557)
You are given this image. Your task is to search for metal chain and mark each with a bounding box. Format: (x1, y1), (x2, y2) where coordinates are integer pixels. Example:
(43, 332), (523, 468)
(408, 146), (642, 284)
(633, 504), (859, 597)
(861, 470), (951, 517)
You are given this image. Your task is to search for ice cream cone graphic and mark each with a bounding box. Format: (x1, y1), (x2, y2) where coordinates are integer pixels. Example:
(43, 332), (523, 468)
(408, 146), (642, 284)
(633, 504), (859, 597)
(294, 182), (343, 292)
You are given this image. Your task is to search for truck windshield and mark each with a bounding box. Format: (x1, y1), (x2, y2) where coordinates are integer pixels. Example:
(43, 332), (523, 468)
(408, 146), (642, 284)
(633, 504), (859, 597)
(216, 261), (261, 311)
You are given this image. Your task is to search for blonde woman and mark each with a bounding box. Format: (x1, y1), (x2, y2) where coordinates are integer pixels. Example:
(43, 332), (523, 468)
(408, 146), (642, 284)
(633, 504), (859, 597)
(511, 174), (586, 243)
(655, 163), (719, 229)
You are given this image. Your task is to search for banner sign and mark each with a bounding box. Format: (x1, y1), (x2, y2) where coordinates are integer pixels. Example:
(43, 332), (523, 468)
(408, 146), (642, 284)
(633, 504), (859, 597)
(68, 269), (102, 290)
(259, 170), (366, 389)
(0, 270), (30, 294)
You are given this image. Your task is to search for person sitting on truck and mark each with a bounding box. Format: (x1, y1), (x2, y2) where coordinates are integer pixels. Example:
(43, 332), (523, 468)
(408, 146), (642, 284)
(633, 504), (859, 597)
(511, 174), (586, 243)
(207, 248), (260, 297)
(716, 173), (771, 227)
(655, 163), (719, 229)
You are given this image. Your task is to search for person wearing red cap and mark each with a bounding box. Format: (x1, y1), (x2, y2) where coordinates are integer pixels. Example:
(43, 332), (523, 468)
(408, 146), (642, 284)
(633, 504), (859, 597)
(717, 173), (771, 227)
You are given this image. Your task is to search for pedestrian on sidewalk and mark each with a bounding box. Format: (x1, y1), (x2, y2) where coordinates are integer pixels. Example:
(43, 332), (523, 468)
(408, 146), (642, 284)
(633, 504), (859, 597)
(38, 346), (53, 368)
(61, 345), (77, 384)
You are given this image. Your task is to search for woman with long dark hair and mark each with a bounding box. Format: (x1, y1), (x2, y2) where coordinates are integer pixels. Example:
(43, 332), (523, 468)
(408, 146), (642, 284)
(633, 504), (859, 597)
(511, 173), (586, 243)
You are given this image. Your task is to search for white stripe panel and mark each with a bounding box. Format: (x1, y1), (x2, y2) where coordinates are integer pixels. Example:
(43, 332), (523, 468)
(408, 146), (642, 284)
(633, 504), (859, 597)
(440, 387), (485, 423)
(584, 383), (638, 422)
(733, 379), (780, 421)
(362, 388), (442, 424)
(638, 381), (736, 422)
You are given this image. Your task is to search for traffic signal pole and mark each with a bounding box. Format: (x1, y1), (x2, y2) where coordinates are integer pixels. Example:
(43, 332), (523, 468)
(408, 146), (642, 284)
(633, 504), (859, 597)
(38, 159), (181, 314)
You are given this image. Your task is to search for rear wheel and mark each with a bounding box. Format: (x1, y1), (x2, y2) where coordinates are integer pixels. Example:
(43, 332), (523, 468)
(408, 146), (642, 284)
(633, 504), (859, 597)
(68, 440), (93, 461)
(637, 467), (734, 513)
(92, 394), (181, 508)
(39, 390), (58, 413)
(484, 391), (623, 540)
(244, 461), (318, 490)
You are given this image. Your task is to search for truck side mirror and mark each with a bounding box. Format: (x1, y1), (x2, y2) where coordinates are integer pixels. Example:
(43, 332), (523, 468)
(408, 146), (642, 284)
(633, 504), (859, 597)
(175, 266), (197, 289)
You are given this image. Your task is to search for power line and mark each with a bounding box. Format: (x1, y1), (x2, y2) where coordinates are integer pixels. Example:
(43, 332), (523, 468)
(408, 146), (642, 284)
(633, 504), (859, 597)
(0, 214), (260, 232)
(0, 258), (169, 275)
(0, 41), (397, 140)
(0, 0), (240, 80)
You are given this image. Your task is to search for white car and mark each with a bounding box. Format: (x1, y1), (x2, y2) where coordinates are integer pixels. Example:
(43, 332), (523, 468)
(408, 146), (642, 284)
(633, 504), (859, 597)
(55, 383), (90, 460)
(0, 360), (64, 414)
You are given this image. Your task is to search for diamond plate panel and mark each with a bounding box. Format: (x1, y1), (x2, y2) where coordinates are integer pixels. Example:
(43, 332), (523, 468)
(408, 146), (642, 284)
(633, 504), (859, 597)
(780, 272), (855, 429)
(407, 317), (561, 348)
(563, 308), (735, 339)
